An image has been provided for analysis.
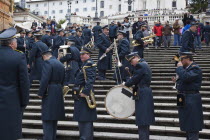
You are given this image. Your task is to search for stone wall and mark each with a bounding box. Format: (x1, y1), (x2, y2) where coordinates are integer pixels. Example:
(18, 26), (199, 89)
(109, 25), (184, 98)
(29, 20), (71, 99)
(0, 0), (14, 30)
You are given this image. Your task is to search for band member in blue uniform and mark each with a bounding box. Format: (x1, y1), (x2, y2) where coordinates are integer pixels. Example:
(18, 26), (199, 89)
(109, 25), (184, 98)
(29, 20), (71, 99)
(59, 37), (81, 85)
(73, 47), (97, 140)
(41, 29), (52, 48)
(83, 25), (92, 45)
(180, 22), (197, 53)
(176, 52), (203, 140)
(38, 50), (65, 140)
(29, 34), (48, 83)
(52, 29), (65, 58)
(17, 30), (26, 53)
(123, 52), (155, 140)
(0, 28), (30, 140)
(74, 28), (84, 51)
(133, 25), (147, 58)
(113, 30), (130, 84)
(92, 22), (102, 46)
(97, 25), (112, 80)
(109, 21), (118, 43)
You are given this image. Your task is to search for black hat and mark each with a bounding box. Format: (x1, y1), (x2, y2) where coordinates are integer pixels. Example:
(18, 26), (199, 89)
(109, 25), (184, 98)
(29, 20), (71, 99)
(41, 49), (53, 55)
(125, 52), (139, 62)
(206, 22), (210, 24)
(45, 29), (51, 32)
(80, 47), (92, 54)
(117, 30), (127, 36)
(0, 27), (17, 41)
(102, 25), (109, 30)
(76, 28), (82, 32)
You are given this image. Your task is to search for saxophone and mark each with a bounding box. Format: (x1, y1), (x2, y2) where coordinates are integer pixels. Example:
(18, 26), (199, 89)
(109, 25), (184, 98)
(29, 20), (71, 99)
(82, 64), (97, 109)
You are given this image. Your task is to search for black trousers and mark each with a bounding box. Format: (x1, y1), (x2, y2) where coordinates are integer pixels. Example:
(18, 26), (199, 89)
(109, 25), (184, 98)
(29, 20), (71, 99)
(78, 122), (94, 140)
(43, 120), (58, 140)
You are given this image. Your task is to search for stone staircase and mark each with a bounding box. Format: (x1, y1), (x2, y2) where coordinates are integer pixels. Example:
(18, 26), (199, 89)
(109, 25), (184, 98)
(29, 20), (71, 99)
(22, 46), (210, 140)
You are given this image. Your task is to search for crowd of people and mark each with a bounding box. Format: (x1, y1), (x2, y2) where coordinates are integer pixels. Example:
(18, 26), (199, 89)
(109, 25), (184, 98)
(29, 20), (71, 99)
(0, 13), (206, 140)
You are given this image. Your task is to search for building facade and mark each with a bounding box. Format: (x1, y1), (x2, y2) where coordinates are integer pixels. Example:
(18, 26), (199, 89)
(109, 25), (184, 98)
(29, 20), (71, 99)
(26, 0), (187, 22)
(0, 0), (14, 30)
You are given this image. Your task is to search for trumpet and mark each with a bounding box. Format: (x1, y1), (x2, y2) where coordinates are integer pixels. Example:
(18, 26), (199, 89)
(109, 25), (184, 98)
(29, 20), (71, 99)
(99, 39), (119, 60)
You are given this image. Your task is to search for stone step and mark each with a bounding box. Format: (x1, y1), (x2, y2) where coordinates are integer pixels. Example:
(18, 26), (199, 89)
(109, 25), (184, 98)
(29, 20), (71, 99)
(21, 121), (210, 139)
(28, 99), (210, 112)
(24, 106), (210, 120)
(21, 128), (209, 140)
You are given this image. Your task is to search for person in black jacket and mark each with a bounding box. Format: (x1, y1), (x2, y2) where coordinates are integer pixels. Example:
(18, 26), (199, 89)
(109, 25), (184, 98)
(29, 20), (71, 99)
(203, 22), (210, 46)
(29, 34), (48, 83)
(73, 47), (97, 140)
(52, 29), (65, 58)
(38, 50), (65, 140)
(180, 22), (197, 53)
(0, 27), (30, 140)
(41, 29), (52, 48)
(113, 30), (130, 84)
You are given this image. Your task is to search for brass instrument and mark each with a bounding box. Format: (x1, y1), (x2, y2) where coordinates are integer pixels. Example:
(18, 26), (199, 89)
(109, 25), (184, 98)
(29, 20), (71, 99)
(63, 86), (71, 99)
(99, 39), (118, 60)
(85, 37), (94, 49)
(58, 45), (69, 68)
(132, 34), (156, 47)
(113, 39), (122, 67)
(82, 64), (97, 109)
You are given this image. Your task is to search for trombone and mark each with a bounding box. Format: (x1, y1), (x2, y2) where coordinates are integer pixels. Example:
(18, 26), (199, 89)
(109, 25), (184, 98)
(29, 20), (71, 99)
(99, 39), (118, 60)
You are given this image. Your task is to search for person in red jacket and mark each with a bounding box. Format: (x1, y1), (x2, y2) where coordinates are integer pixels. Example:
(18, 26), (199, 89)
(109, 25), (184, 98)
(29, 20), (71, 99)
(153, 21), (163, 49)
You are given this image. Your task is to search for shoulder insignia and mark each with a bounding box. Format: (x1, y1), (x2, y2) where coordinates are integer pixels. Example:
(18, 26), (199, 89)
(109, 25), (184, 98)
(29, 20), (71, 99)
(87, 60), (92, 63)
(192, 65), (196, 67)
(15, 50), (23, 53)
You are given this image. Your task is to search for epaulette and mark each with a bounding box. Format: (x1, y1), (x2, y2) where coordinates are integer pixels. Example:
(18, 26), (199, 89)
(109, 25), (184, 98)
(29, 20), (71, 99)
(192, 65), (197, 67)
(15, 49), (23, 53)
(85, 60), (96, 67)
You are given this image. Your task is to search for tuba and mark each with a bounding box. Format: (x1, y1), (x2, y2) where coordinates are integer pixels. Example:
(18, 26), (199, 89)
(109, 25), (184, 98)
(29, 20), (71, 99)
(58, 45), (69, 68)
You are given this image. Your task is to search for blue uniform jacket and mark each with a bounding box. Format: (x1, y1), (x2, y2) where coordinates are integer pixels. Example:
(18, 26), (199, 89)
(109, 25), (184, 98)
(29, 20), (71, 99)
(60, 46), (81, 84)
(113, 38), (130, 82)
(74, 35), (84, 51)
(176, 62), (204, 131)
(0, 46), (30, 140)
(92, 25), (102, 43)
(109, 25), (118, 37)
(180, 29), (195, 53)
(38, 57), (66, 120)
(83, 28), (92, 44)
(17, 37), (26, 52)
(125, 59), (155, 126)
(52, 35), (65, 58)
(133, 30), (144, 58)
(73, 58), (97, 121)
(29, 40), (48, 81)
(41, 34), (52, 48)
(97, 33), (112, 70)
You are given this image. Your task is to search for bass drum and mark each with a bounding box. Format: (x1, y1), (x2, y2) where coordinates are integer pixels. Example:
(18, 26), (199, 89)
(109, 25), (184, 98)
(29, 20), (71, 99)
(105, 85), (135, 119)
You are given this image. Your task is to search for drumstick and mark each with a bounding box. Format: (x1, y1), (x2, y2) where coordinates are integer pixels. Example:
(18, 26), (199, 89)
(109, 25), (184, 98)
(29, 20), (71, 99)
(125, 67), (132, 78)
